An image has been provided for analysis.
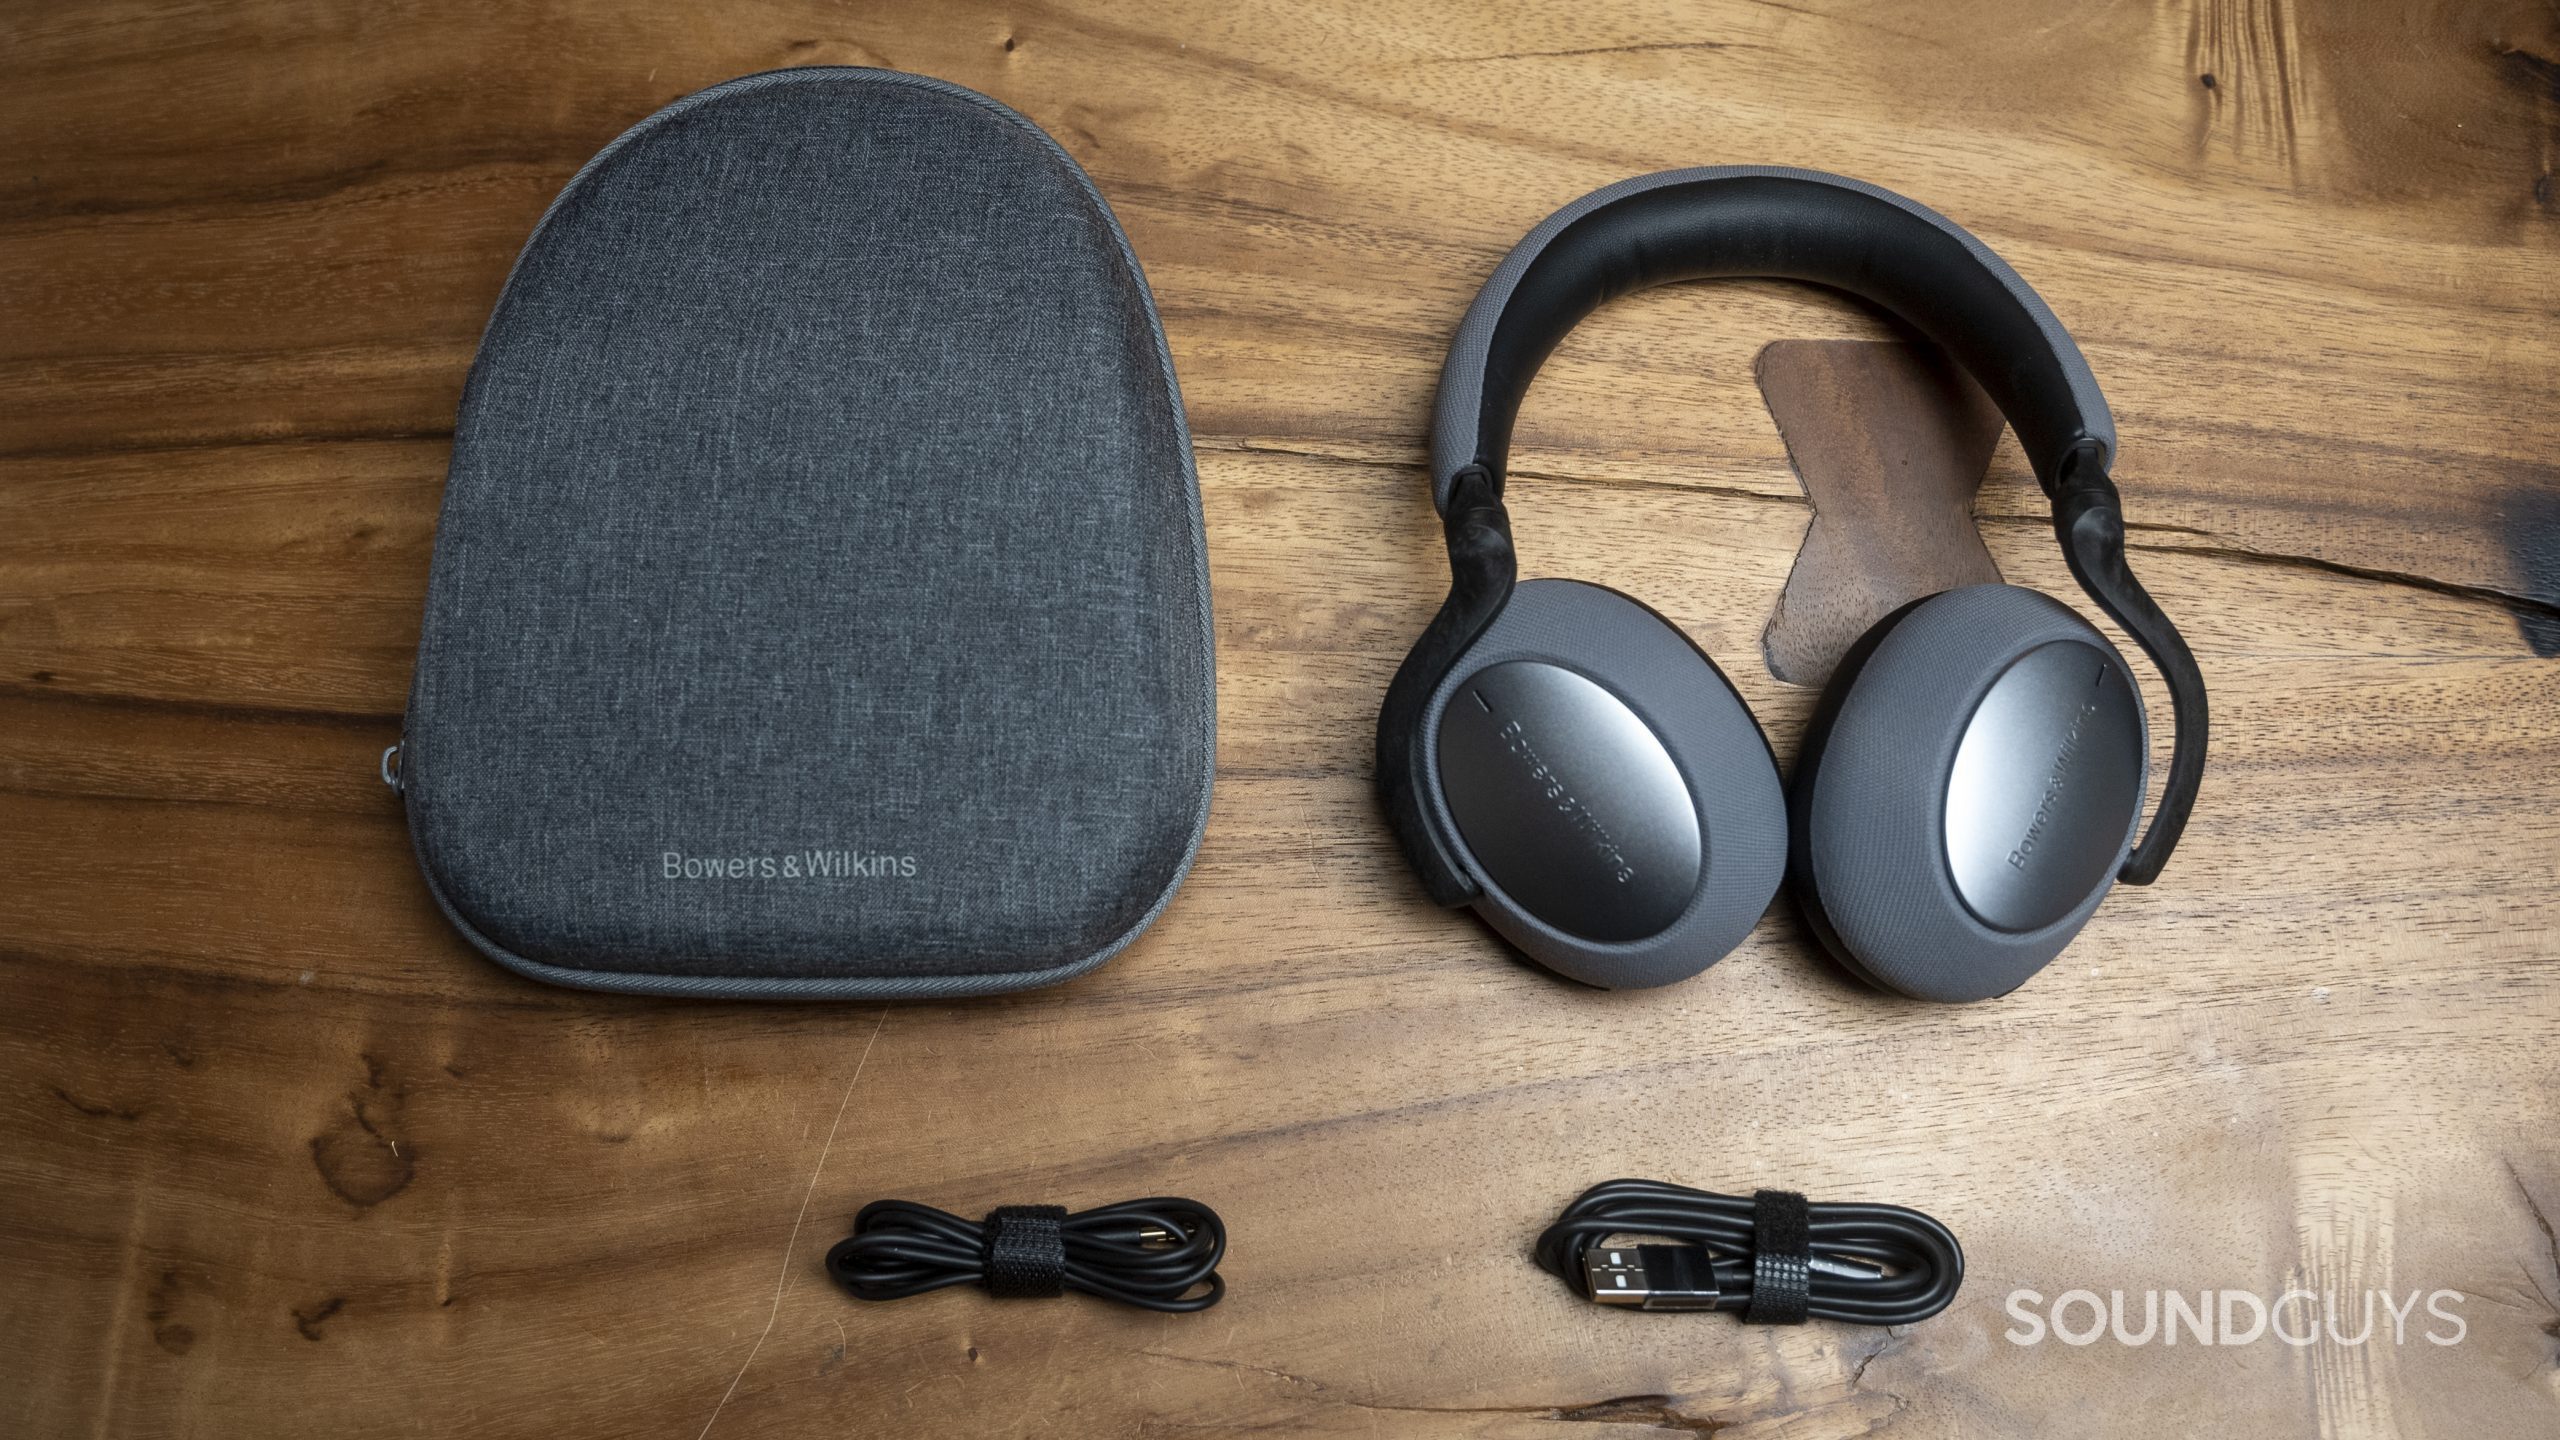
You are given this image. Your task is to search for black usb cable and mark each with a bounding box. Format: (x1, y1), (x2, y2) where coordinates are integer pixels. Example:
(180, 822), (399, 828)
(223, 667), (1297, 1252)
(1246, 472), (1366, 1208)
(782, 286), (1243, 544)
(1534, 1179), (1962, 1326)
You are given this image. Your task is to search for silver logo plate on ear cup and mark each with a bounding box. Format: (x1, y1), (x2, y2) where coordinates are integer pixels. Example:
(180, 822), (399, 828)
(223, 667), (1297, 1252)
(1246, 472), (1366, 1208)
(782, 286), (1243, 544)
(1436, 661), (1702, 942)
(1942, 640), (2145, 933)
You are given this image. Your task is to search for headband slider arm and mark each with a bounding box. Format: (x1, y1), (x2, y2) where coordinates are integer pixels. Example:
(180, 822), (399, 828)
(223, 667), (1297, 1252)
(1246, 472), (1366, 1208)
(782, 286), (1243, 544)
(2052, 450), (2206, 886)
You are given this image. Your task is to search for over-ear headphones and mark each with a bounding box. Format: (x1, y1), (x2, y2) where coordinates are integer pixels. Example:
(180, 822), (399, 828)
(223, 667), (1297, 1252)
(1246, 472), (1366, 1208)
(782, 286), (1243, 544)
(1377, 168), (2207, 1001)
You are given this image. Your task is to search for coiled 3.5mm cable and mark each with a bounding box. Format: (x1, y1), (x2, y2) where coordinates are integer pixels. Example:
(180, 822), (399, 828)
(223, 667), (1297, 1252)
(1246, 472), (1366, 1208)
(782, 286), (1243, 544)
(826, 1196), (1225, 1312)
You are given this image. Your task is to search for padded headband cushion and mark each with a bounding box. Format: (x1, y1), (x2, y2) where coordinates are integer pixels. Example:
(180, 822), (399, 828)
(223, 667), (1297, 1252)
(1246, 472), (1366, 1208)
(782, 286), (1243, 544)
(1429, 167), (2113, 509)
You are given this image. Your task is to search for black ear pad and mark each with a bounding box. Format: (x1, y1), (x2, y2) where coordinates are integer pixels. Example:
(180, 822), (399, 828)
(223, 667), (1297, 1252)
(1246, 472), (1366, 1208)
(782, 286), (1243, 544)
(1419, 579), (1786, 989)
(1789, 585), (2149, 1002)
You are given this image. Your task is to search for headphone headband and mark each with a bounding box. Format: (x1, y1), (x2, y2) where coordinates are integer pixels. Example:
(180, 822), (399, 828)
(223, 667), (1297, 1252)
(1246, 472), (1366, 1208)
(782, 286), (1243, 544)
(1430, 166), (2114, 509)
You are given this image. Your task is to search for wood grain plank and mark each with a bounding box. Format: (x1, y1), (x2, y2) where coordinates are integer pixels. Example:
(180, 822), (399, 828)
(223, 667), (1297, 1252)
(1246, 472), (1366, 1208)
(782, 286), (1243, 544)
(3, 1), (2557, 1436)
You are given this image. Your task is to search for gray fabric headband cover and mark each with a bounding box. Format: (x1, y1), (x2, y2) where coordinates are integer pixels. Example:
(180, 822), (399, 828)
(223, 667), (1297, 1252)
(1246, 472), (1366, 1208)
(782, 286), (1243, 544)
(1428, 167), (2115, 511)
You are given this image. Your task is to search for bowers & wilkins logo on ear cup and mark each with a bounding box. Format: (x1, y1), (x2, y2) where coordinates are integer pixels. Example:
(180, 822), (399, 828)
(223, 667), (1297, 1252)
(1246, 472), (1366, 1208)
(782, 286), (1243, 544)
(1494, 717), (1638, 885)
(2008, 697), (2102, 872)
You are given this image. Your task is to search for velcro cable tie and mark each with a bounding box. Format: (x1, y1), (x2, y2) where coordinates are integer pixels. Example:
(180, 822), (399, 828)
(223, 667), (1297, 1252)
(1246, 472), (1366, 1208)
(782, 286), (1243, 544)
(1745, 1188), (1812, 1324)
(982, 1205), (1069, 1298)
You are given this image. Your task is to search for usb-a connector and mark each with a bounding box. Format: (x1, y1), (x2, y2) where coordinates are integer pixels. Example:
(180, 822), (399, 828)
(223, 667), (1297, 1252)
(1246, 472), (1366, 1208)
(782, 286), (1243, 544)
(1582, 1243), (1721, 1311)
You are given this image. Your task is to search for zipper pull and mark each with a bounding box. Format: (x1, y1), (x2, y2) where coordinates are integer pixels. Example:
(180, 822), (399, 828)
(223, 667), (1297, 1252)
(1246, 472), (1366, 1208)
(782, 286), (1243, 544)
(380, 740), (405, 795)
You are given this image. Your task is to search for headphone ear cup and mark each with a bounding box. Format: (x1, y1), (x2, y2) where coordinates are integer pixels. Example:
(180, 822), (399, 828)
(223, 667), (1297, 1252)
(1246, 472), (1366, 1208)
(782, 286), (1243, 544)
(1423, 579), (1785, 989)
(1789, 585), (2150, 1002)
(1785, 594), (1929, 994)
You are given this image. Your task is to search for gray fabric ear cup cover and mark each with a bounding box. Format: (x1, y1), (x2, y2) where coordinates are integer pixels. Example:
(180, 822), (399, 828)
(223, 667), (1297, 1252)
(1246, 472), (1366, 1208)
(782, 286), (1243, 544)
(1793, 585), (2147, 1002)
(1420, 580), (1786, 988)
(400, 69), (1213, 998)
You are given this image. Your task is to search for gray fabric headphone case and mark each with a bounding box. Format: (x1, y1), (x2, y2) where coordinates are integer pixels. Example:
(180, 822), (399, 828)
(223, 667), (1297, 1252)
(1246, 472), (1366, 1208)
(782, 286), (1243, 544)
(394, 68), (1215, 999)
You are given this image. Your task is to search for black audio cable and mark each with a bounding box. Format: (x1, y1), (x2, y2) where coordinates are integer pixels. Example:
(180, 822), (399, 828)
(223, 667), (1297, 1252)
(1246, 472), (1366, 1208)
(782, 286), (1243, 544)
(1533, 1179), (1962, 1326)
(825, 1197), (1225, 1312)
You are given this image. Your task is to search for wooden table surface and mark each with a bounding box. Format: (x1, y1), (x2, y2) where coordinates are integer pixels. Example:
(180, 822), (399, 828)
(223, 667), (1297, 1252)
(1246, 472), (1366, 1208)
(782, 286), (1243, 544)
(5, 3), (2557, 1436)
